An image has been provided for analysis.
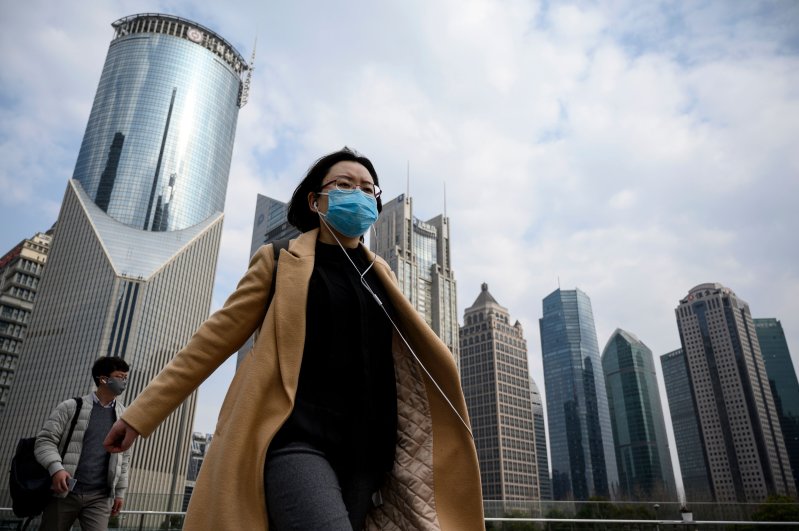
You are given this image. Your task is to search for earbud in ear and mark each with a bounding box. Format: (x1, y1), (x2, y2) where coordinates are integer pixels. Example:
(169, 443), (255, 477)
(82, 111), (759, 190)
(313, 201), (318, 210)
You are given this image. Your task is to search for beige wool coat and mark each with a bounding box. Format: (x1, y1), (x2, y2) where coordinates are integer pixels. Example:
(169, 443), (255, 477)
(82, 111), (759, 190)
(122, 229), (484, 530)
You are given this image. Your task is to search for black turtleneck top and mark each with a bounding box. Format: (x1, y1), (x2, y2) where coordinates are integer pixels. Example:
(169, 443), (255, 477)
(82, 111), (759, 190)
(270, 241), (397, 475)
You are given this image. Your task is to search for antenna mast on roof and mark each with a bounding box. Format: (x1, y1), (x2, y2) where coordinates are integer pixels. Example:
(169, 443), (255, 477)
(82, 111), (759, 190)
(443, 180), (447, 218)
(239, 35), (257, 107)
(406, 160), (410, 200)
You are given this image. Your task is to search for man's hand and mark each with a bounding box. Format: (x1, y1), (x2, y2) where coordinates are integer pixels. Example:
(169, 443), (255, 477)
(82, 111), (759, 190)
(51, 470), (71, 494)
(111, 497), (124, 516)
(103, 419), (140, 453)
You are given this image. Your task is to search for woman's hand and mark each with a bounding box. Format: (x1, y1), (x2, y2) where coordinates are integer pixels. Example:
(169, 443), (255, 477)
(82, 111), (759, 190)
(104, 419), (140, 453)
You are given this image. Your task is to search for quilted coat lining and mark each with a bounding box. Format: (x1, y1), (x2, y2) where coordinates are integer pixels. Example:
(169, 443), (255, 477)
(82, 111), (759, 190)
(365, 334), (440, 529)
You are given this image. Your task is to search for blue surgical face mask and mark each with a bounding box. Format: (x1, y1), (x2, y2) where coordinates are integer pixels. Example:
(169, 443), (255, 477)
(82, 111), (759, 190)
(318, 189), (378, 237)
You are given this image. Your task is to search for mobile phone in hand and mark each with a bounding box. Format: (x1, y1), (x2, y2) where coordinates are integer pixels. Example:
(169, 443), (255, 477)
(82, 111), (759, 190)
(67, 477), (77, 491)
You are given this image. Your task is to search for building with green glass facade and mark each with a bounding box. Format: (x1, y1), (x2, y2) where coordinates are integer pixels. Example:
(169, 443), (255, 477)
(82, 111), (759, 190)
(755, 318), (799, 494)
(539, 288), (618, 500)
(602, 329), (676, 501)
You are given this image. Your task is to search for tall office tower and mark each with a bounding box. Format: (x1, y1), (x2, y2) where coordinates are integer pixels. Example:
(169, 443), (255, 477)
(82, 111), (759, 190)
(236, 194), (300, 365)
(675, 283), (795, 501)
(0, 230), (52, 413)
(460, 283), (540, 503)
(372, 194), (459, 364)
(661, 348), (714, 502)
(755, 318), (799, 494)
(602, 329), (677, 500)
(530, 378), (552, 500)
(539, 288), (618, 500)
(0, 14), (249, 510)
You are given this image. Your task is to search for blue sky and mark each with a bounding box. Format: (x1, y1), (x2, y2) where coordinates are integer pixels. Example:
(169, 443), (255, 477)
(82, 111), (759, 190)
(3, 0), (799, 497)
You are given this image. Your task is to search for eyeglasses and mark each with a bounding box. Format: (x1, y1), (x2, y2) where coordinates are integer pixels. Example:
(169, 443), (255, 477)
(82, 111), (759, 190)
(320, 177), (382, 198)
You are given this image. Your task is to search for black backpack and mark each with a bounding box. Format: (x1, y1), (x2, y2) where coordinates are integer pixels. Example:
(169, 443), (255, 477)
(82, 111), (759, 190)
(9, 396), (83, 525)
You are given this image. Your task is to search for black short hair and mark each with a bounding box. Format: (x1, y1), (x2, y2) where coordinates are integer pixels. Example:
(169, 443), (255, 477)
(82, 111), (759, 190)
(92, 356), (130, 386)
(287, 147), (382, 233)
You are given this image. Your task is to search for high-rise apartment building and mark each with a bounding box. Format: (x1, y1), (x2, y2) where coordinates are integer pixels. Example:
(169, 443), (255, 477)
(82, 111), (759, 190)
(539, 288), (618, 500)
(602, 329), (676, 500)
(237, 194), (301, 365)
(661, 348), (713, 502)
(755, 318), (799, 494)
(0, 14), (249, 510)
(674, 283), (795, 501)
(372, 194), (459, 363)
(530, 378), (552, 500)
(0, 230), (52, 413)
(460, 283), (540, 502)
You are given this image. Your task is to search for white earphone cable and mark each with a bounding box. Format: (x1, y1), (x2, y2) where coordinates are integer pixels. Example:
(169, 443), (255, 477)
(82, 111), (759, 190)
(317, 214), (473, 438)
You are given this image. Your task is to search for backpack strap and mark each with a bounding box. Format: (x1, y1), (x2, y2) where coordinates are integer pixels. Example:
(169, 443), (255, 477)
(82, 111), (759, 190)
(59, 396), (83, 457)
(265, 239), (290, 312)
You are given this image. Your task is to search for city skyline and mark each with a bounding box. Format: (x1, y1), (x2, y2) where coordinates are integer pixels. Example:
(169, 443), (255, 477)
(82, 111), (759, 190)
(2, 1), (798, 500)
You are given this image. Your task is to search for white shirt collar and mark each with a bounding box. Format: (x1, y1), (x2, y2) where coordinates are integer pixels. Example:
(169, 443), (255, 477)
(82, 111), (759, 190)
(92, 392), (115, 408)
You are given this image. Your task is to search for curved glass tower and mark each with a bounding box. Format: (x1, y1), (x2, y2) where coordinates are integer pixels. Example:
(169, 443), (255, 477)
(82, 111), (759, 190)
(602, 329), (676, 501)
(73, 14), (247, 231)
(0, 14), (249, 515)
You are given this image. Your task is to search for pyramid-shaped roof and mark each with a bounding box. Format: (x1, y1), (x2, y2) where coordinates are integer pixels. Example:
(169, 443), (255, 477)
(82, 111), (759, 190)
(466, 282), (507, 313)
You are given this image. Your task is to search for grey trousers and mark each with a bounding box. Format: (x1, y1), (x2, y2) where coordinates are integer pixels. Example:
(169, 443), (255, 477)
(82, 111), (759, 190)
(264, 443), (381, 531)
(39, 492), (112, 531)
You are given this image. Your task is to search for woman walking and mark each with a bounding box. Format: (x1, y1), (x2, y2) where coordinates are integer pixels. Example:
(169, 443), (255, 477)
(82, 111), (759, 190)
(104, 148), (483, 530)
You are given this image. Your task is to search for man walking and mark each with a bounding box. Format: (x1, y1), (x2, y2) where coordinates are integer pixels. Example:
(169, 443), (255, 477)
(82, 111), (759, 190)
(34, 357), (132, 530)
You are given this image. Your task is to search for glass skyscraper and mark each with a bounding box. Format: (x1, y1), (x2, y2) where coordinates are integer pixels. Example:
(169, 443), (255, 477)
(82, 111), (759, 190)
(530, 378), (552, 501)
(372, 194), (459, 364)
(460, 283), (540, 506)
(674, 283), (795, 502)
(661, 348), (714, 502)
(0, 14), (249, 511)
(602, 329), (676, 501)
(539, 288), (618, 500)
(755, 318), (799, 494)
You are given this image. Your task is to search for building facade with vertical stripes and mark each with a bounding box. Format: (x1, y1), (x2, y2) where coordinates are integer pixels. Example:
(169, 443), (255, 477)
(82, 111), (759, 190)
(661, 348), (714, 502)
(372, 194), (459, 366)
(0, 13), (247, 510)
(460, 283), (540, 505)
(674, 283), (795, 502)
